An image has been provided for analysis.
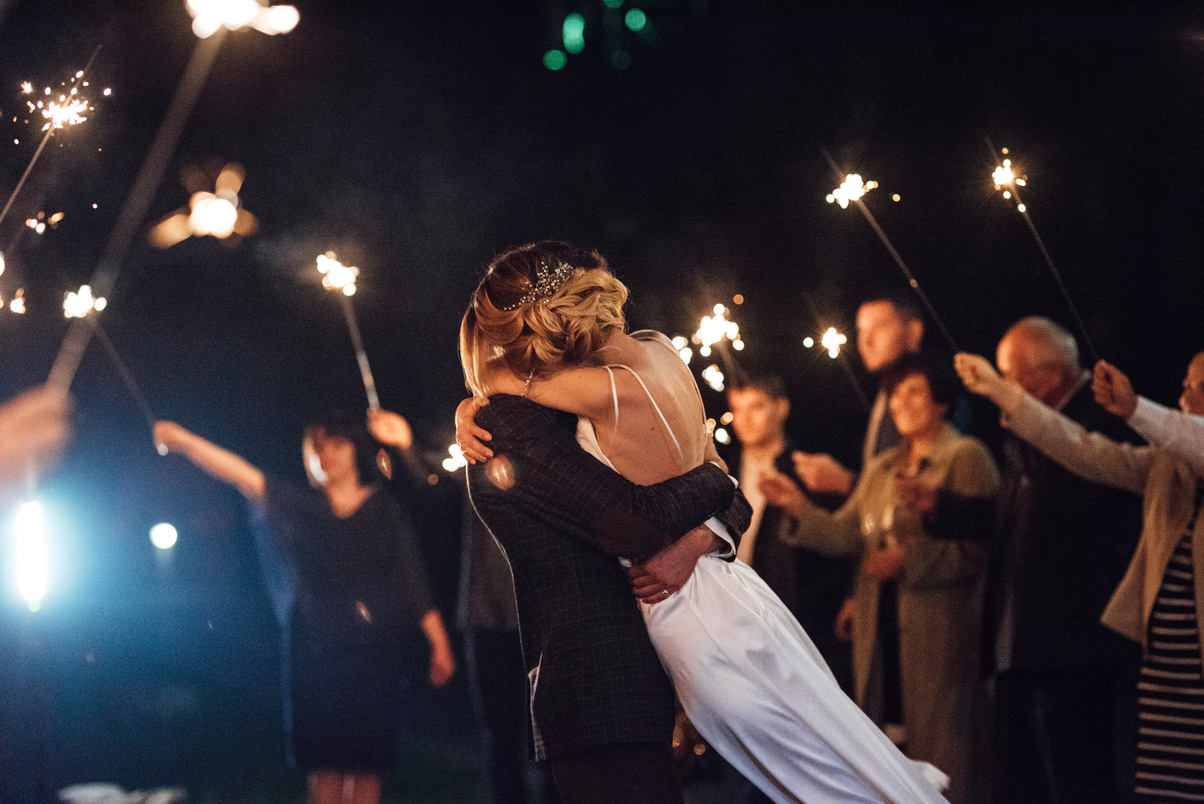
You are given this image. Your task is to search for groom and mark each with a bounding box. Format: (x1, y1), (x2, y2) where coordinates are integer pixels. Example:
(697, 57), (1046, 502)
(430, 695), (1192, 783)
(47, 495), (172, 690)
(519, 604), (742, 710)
(465, 393), (750, 804)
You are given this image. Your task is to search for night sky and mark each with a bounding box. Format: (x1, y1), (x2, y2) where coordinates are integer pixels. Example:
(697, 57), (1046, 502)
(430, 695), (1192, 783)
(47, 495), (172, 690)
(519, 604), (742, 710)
(1, 0), (1203, 797)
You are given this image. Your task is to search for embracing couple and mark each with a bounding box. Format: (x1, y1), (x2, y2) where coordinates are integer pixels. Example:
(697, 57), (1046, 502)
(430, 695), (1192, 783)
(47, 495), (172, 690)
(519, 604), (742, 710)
(456, 242), (948, 804)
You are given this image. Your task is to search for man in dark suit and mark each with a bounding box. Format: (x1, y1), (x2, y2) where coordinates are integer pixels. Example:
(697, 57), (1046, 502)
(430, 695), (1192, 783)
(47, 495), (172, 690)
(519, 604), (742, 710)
(985, 317), (1143, 804)
(467, 394), (750, 804)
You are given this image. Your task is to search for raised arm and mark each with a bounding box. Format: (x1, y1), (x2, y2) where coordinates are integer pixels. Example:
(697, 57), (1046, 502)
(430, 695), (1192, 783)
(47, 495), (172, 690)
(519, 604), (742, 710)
(468, 397), (735, 560)
(955, 352), (1153, 494)
(1093, 359), (1204, 472)
(154, 421), (266, 502)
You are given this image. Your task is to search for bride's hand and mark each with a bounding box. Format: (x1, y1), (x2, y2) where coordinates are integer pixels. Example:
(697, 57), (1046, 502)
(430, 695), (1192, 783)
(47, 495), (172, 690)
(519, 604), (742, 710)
(454, 396), (493, 464)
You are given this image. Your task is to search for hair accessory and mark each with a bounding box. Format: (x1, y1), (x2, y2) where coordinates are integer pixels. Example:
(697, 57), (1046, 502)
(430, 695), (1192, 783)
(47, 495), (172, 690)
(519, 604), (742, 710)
(498, 257), (574, 311)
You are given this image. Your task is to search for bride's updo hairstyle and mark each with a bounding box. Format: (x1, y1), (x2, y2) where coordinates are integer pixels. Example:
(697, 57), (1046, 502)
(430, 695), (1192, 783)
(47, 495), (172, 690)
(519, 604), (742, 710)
(460, 241), (628, 396)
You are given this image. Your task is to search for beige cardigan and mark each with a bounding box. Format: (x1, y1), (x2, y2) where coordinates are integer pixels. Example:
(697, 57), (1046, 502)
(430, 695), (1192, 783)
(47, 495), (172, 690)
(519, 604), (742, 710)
(1002, 393), (1203, 655)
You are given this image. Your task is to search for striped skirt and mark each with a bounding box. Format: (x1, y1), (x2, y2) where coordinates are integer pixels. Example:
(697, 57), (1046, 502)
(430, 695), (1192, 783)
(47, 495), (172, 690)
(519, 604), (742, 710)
(1136, 531), (1204, 801)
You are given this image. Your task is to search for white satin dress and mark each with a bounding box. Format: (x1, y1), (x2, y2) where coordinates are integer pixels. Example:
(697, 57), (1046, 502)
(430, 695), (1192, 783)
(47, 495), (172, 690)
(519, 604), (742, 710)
(576, 363), (949, 804)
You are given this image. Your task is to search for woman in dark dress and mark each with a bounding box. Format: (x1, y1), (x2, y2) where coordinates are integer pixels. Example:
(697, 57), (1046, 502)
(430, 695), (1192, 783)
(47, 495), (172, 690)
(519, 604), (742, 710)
(154, 409), (456, 804)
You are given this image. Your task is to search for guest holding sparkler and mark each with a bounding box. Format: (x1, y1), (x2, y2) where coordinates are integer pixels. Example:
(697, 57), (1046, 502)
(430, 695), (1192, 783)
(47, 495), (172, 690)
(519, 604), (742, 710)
(1094, 352), (1204, 469)
(957, 350), (1204, 803)
(154, 409), (455, 804)
(955, 317), (1142, 804)
(761, 352), (998, 804)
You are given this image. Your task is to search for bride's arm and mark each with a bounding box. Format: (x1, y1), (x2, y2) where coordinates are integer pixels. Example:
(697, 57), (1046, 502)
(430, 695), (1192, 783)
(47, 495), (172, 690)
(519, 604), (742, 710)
(484, 362), (627, 424)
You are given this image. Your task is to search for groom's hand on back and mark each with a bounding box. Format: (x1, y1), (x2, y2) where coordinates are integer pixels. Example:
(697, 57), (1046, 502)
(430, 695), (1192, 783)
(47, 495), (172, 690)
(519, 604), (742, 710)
(627, 524), (720, 604)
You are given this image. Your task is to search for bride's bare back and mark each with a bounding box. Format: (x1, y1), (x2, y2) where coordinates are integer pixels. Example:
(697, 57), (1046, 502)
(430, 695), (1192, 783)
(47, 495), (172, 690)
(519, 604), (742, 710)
(579, 331), (709, 485)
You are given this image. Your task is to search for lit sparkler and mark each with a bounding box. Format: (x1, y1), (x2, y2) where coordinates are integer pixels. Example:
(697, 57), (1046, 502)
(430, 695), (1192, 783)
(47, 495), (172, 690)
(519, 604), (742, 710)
(821, 150), (957, 351)
(25, 211), (64, 235)
(701, 364), (725, 393)
(820, 327), (847, 359)
(694, 303), (746, 387)
(0, 50), (104, 232)
(148, 162), (257, 247)
(186, 0), (300, 39)
(13, 499), (48, 611)
(63, 285), (159, 433)
(317, 252), (379, 409)
(62, 284), (106, 318)
(50, 10), (296, 400)
(826, 174), (878, 209)
(9, 289), (25, 314)
(988, 141), (1098, 363)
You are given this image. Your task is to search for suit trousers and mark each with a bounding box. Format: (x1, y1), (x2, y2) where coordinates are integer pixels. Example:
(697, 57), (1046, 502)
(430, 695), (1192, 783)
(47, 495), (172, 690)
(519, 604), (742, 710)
(549, 742), (683, 804)
(994, 666), (1134, 804)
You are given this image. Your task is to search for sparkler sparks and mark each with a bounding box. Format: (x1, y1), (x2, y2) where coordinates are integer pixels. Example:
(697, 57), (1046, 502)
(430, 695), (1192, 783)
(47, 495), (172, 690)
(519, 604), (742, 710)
(186, 0), (300, 39)
(443, 444), (469, 473)
(670, 335), (692, 365)
(148, 163), (257, 247)
(10, 289), (25, 314)
(317, 251), (358, 295)
(820, 327), (847, 359)
(987, 141), (1098, 363)
(701, 364), (725, 393)
(821, 150), (958, 352)
(63, 285), (106, 318)
(826, 174), (878, 209)
(694, 304), (742, 357)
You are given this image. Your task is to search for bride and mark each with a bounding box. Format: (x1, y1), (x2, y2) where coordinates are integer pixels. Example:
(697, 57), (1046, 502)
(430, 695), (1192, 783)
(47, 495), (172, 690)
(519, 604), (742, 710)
(457, 241), (948, 804)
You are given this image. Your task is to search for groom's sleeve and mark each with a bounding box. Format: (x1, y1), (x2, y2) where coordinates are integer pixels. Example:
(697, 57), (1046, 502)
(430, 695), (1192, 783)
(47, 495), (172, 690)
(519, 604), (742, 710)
(471, 398), (736, 559)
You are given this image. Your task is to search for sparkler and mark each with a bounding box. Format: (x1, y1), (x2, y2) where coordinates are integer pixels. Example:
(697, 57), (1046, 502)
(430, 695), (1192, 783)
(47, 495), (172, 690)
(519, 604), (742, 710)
(799, 294), (871, 411)
(50, 7), (297, 398)
(821, 150), (957, 352)
(63, 285), (158, 435)
(988, 141), (1099, 363)
(317, 252), (380, 410)
(0, 47), (104, 232)
(820, 327), (847, 359)
(148, 162), (257, 248)
(694, 303), (746, 387)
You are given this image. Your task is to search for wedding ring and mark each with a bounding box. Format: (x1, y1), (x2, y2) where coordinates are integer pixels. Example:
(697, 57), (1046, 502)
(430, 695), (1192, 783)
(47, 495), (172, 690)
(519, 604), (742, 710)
(661, 589), (670, 599)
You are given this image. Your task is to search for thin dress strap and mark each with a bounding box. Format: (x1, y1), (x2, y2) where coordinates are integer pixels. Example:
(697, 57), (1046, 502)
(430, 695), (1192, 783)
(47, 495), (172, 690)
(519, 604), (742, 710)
(606, 363), (686, 473)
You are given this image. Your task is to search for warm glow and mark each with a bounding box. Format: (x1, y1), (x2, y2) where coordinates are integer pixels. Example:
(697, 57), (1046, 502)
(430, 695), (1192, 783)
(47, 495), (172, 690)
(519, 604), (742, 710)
(63, 284), (105, 318)
(695, 304), (740, 350)
(826, 174), (877, 209)
(10, 289), (25, 314)
(803, 336), (814, 348)
(821, 327), (847, 359)
(702, 364), (725, 392)
(187, 0), (299, 38)
(316, 251), (358, 295)
(444, 443), (468, 473)
(188, 193), (239, 238)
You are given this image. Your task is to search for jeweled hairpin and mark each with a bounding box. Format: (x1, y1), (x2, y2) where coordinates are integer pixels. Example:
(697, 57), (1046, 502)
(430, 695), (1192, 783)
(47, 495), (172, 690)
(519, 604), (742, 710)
(498, 258), (574, 311)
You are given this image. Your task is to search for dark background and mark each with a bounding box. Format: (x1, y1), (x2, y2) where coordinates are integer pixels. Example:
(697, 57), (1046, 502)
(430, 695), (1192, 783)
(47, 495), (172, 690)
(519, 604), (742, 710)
(0, 1), (1202, 801)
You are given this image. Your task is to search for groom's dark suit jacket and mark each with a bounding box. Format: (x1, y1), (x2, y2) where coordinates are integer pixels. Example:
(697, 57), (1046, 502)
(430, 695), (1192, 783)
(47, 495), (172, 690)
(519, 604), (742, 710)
(468, 395), (751, 762)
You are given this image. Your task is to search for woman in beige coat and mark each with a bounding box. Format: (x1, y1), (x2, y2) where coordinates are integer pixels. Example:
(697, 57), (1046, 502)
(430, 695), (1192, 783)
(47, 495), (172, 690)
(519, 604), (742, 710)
(956, 352), (1204, 803)
(762, 353), (999, 804)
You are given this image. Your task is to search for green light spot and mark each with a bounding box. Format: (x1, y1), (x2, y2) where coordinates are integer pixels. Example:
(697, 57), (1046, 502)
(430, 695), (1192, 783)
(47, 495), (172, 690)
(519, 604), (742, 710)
(543, 50), (567, 71)
(602, 0), (623, 7)
(609, 50), (632, 70)
(563, 13), (585, 54)
(624, 8), (646, 31)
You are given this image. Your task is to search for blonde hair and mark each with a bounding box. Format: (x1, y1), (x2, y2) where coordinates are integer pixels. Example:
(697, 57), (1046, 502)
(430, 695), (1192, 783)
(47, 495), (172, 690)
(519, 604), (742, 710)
(460, 241), (628, 396)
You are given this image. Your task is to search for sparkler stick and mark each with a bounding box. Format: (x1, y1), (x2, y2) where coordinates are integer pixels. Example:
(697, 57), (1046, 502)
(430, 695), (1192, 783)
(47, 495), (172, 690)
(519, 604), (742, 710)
(317, 252), (380, 410)
(986, 139), (1099, 364)
(62, 283), (157, 431)
(48, 31), (227, 394)
(821, 150), (957, 352)
(0, 45), (103, 231)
